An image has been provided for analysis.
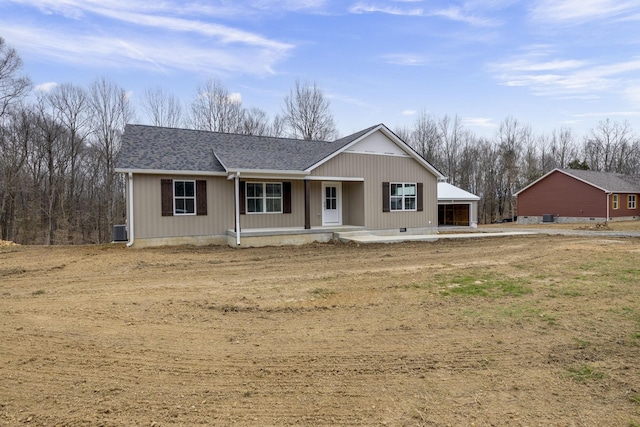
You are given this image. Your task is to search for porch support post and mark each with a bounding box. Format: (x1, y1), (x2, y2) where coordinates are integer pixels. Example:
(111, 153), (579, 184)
(235, 173), (241, 245)
(304, 179), (311, 230)
(126, 172), (135, 247)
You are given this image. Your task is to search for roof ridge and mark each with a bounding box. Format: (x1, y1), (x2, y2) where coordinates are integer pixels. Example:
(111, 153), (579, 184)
(125, 123), (330, 144)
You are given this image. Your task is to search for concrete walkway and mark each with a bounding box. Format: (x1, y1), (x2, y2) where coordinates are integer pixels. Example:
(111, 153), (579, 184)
(336, 227), (640, 244)
(336, 230), (535, 244)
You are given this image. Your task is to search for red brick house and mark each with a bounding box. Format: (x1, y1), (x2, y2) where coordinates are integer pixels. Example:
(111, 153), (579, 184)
(515, 168), (640, 224)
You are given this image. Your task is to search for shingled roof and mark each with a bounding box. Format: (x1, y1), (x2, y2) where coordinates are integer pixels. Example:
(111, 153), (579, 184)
(558, 168), (640, 193)
(116, 124), (379, 174)
(516, 168), (640, 195)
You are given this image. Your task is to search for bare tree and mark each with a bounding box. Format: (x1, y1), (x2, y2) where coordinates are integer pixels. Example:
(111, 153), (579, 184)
(584, 119), (636, 173)
(47, 83), (91, 242)
(403, 110), (441, 169)
(270, 114), (286, 137)
(282, 79), (337, 140)
(187, 78), (244, 133)
(439, 115), (464, 184)
(0, 37), (32, 120)
(88, 77), (134, 242)
(496, 117), (527, 220)
(0, 107), (36, 241)
(142, 86), (183, 128)
(241, 107), (270, 136)
(34, 92), (70, 244)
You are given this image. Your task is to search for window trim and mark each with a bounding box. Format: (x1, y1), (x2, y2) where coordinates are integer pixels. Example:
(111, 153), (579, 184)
(612, 194), (619, 210)
(174, 179), (197, 215)
(629, 194), (637, 210)
(390, 182), (418, 212)
(245, 182), (283, 214)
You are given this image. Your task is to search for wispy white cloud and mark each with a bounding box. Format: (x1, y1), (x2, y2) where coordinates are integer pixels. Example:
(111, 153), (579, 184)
(401, 109), (417, 116)
(349, 2), (423, 16)
(8, 0), (329, 18)
(489, 49), (640, 98)
(381, 53), (427, 66)
(35, 82), (58, 92)
(463, 117), (497, 129)
(497, 58), (587, 72)
(573, 111), (640, 118)
(429, 6), (498, 26)
(623, 85), (640, 107)
(530, 0), (640, 23)
(2, 0), (294, 76)
(8, 0), (292, 50)
(349, 1), (497, 25)
(1, 22), (287, 76)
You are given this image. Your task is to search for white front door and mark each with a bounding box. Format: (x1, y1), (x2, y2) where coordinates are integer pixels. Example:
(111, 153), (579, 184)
(322, 182), (342, 226)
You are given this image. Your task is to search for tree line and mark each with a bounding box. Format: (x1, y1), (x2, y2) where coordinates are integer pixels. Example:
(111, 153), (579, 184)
(1, 37), (639, 244)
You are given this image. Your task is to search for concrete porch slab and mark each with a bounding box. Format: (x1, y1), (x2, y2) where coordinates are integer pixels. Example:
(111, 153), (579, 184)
(336, 230), (536, 244)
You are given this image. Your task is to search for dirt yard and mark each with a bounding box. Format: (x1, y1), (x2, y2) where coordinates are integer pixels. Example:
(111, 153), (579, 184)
(1, 233), (640, 426)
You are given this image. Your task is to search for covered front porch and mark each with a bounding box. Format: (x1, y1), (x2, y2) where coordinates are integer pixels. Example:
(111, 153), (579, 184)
(226, 225), (365, 247)
(226, 224), (446, 247)
(230, 175), (366, 239)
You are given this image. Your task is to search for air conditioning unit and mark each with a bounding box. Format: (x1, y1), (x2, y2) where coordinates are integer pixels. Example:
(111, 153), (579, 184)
(542, 214), (554, 223)
(113, 224), (128, 242)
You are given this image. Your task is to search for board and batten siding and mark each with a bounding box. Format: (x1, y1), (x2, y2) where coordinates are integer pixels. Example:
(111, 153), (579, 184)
(310, 152), (438, 230)
(132, 174), (234, 239)
(239, 180), (306, 229)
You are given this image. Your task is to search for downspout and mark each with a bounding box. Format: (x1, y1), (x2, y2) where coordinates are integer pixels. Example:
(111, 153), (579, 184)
(126, 172), (135, 247)
(606, 192), (611, 222)
(235, 172), (241, 246)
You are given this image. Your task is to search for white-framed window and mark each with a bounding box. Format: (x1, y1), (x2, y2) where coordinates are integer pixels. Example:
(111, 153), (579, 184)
(246, 182), (282, 213)
(174, 180), (196, 215)
(390, 183), (417, 211)
(629, 194), (637, 209)
(612, 194), (619, 210)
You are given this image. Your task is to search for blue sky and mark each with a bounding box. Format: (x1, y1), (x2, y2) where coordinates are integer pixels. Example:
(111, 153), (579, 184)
(2, 0), (640, 138)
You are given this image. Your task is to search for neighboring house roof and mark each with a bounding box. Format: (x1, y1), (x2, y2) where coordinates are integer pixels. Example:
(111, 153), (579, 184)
(116, 123), (443, 178)
(437, 182), (480, 201)
(515, 168), (640, 196)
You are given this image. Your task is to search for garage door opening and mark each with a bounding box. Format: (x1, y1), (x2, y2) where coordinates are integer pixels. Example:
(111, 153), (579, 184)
(438, 204), (470, 226)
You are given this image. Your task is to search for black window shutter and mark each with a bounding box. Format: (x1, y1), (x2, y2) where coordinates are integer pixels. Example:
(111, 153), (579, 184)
(161, 179), (173, 216)
(239, 181), (246, 215)
(283, 182), (292, 214)
(382, 182), (390, 212)
(196, 180), (207, 216)
(417, 182), (423, 212)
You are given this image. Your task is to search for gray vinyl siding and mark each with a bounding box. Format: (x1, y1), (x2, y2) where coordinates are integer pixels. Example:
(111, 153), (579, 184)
(310, 152), (438, 230)
(240, 180), (306, 229)
(309, 181), (322, 227)
(131, 152), (437, 239)
(133, 174), (234, 239)
(343, 181), (365, 226)
(132, 175), (309, 239)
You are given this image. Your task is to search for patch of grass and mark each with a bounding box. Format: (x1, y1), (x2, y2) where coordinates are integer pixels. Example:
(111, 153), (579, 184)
(559, 287), (583, 297)
(495, 304), (542, 322)
(572, 338), (591, 349)
(404, 282), (432, 290)
(567, 364), (605, 383)
(310, 288), (335, 298)
(32, 289), (46, 296)
(437, 272), (532, 298)
(629, 394), (640, 405)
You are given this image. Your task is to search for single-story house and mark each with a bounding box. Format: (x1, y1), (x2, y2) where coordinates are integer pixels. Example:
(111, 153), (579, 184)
(437, 182), (480, 227)
(115, 123), (445, 247)
(515, 168), (640, 224)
